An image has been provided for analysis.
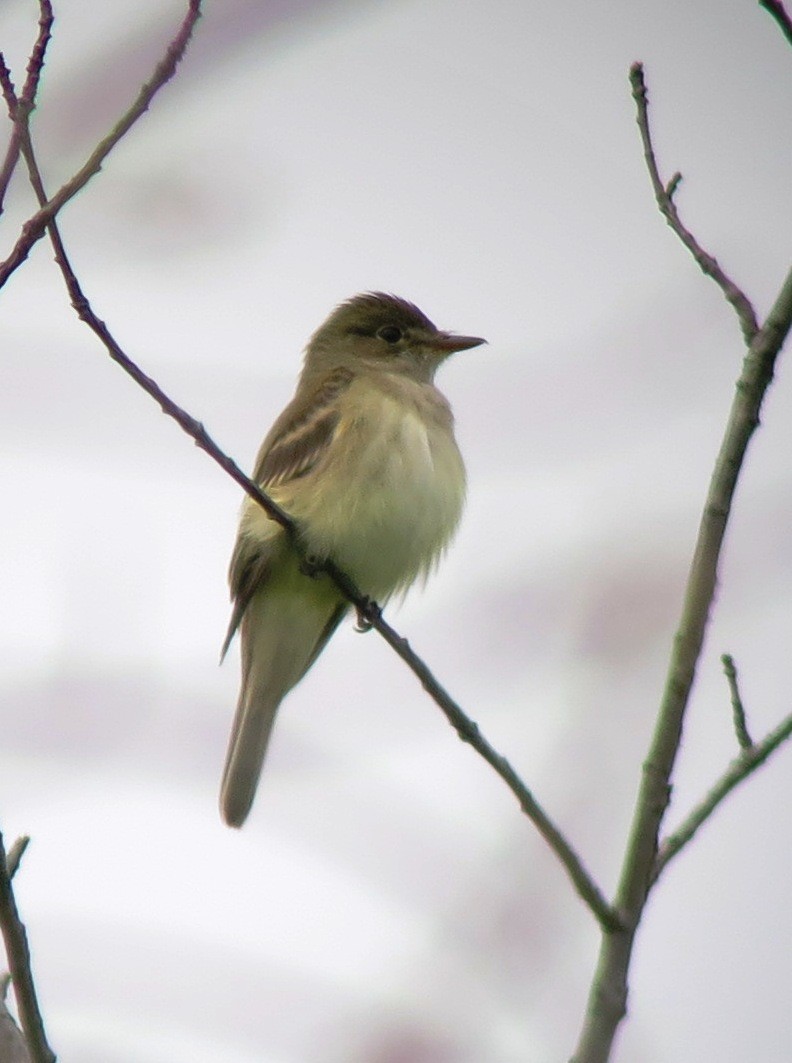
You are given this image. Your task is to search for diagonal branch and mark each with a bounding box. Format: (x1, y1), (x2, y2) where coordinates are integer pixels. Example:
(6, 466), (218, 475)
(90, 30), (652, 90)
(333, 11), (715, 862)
(327, 564), (621, 930)
(628, 62), (759, 345)
(652, 710), (792, 881)
(0, 0), (201, 290)
(0, 58), (24, 211)
(619, 217), (792, 931)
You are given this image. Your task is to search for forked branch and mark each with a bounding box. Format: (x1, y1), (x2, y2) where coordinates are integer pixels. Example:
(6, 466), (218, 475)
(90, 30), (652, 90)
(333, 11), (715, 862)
(628, 62), (759, 344)
(571, 54), (792, 1061)
(653, 709), (792, 881)
(0, 0), (201, 290)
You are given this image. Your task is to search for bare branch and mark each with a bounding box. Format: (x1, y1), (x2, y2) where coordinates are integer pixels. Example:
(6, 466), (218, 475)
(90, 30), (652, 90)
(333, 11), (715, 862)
(0, 56), (22, 210)
(571, 68), (792, 1055)
(0, 1), (52, 213)
(336, 580), (621, 930)
(653, 710), (792, 881)
(0, 0), (201, 290)
(760, 0), (792, 46)
(628, 62), (759, 345)
(721, 653), (753, 750)
(19, 1), (54, 111)
(0, 834), (55, 1063)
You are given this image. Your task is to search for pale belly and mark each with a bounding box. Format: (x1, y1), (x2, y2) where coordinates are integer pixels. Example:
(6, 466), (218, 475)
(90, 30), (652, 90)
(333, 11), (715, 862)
(301, 405), (465, 599)
(245, 394), (466, 601)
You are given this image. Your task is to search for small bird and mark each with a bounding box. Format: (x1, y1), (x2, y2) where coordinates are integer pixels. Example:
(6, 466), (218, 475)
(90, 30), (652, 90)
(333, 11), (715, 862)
(220, 292), (484, 826)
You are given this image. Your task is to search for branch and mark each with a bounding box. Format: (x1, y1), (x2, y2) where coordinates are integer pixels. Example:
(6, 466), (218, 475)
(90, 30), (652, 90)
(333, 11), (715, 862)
(19, 1), (54, 111)
(571, 63), (792, 1059)
(331, 569), (620, 930)
(628, 62), (759, 345)
(760, 0), (792, 45)
(653, 710), (792, 881)
(721, 653), (753, 750)
(0, 56), (20, 207)
(0, 834), (55, 1063)
(0, 0), (201, 291)
(573, 263), (792, 1063)
(0, 1), (52, 212)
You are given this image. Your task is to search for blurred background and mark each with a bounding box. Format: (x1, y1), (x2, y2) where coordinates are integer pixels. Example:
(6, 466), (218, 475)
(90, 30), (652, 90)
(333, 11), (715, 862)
(1, 0), (791, 1060)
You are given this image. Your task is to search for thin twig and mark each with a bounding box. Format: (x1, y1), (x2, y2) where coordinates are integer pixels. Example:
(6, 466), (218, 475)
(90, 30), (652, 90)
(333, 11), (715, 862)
(0, 834), (55, 1063)
(0, 0), (52, 213)
(628, 62), (760, 345)
(0, 55), (22, 211)
(0, 0), (201, 290)
(721, 653), (753, 750)
(653, 710), (792, 881)
(328, 563), (620, 930)
(760, 0), (792, 45)
(18, 1), (54, 111)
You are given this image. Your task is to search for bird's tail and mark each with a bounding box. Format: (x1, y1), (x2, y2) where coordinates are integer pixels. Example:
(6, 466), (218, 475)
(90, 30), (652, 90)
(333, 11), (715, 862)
(220, 581), (345, 827)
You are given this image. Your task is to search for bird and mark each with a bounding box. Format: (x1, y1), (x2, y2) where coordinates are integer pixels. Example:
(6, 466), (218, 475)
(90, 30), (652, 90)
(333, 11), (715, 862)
(220, 292), (484, 826)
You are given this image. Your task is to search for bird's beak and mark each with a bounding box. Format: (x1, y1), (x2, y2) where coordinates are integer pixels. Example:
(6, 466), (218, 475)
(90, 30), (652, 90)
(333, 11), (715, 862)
(427, 331), (487, 354)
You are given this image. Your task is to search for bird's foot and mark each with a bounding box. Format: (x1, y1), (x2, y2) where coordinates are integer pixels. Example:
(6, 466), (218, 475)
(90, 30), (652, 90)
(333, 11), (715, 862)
(355, 597), (381, 632)
(300, 554), (324, 579)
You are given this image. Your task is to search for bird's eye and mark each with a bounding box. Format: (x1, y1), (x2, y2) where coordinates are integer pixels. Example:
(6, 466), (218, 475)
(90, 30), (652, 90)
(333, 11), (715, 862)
(376, 325), (402, 344)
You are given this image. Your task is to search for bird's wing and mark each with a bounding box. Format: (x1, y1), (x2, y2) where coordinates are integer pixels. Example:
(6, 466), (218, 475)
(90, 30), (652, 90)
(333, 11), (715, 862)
(252, 365), (354, 488)
(222, 538), (271, 660)
(221, 366), (354, 658)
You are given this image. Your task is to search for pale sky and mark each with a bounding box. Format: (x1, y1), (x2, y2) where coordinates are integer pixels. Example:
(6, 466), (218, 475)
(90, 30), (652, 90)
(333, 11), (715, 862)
(1, 1), (791, 1061)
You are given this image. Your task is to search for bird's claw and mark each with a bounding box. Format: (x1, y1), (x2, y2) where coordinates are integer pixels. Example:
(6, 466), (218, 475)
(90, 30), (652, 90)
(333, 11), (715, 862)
(300, 554), (323, 579)
(355, 597), (381, 632)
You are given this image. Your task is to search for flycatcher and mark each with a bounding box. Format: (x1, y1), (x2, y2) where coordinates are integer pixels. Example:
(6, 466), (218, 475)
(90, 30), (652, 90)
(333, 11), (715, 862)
(220, 292), (484, 826)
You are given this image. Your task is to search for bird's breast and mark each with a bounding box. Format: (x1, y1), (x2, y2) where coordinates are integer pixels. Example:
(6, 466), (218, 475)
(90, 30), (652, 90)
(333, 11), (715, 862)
(288, 384), (466, 600)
